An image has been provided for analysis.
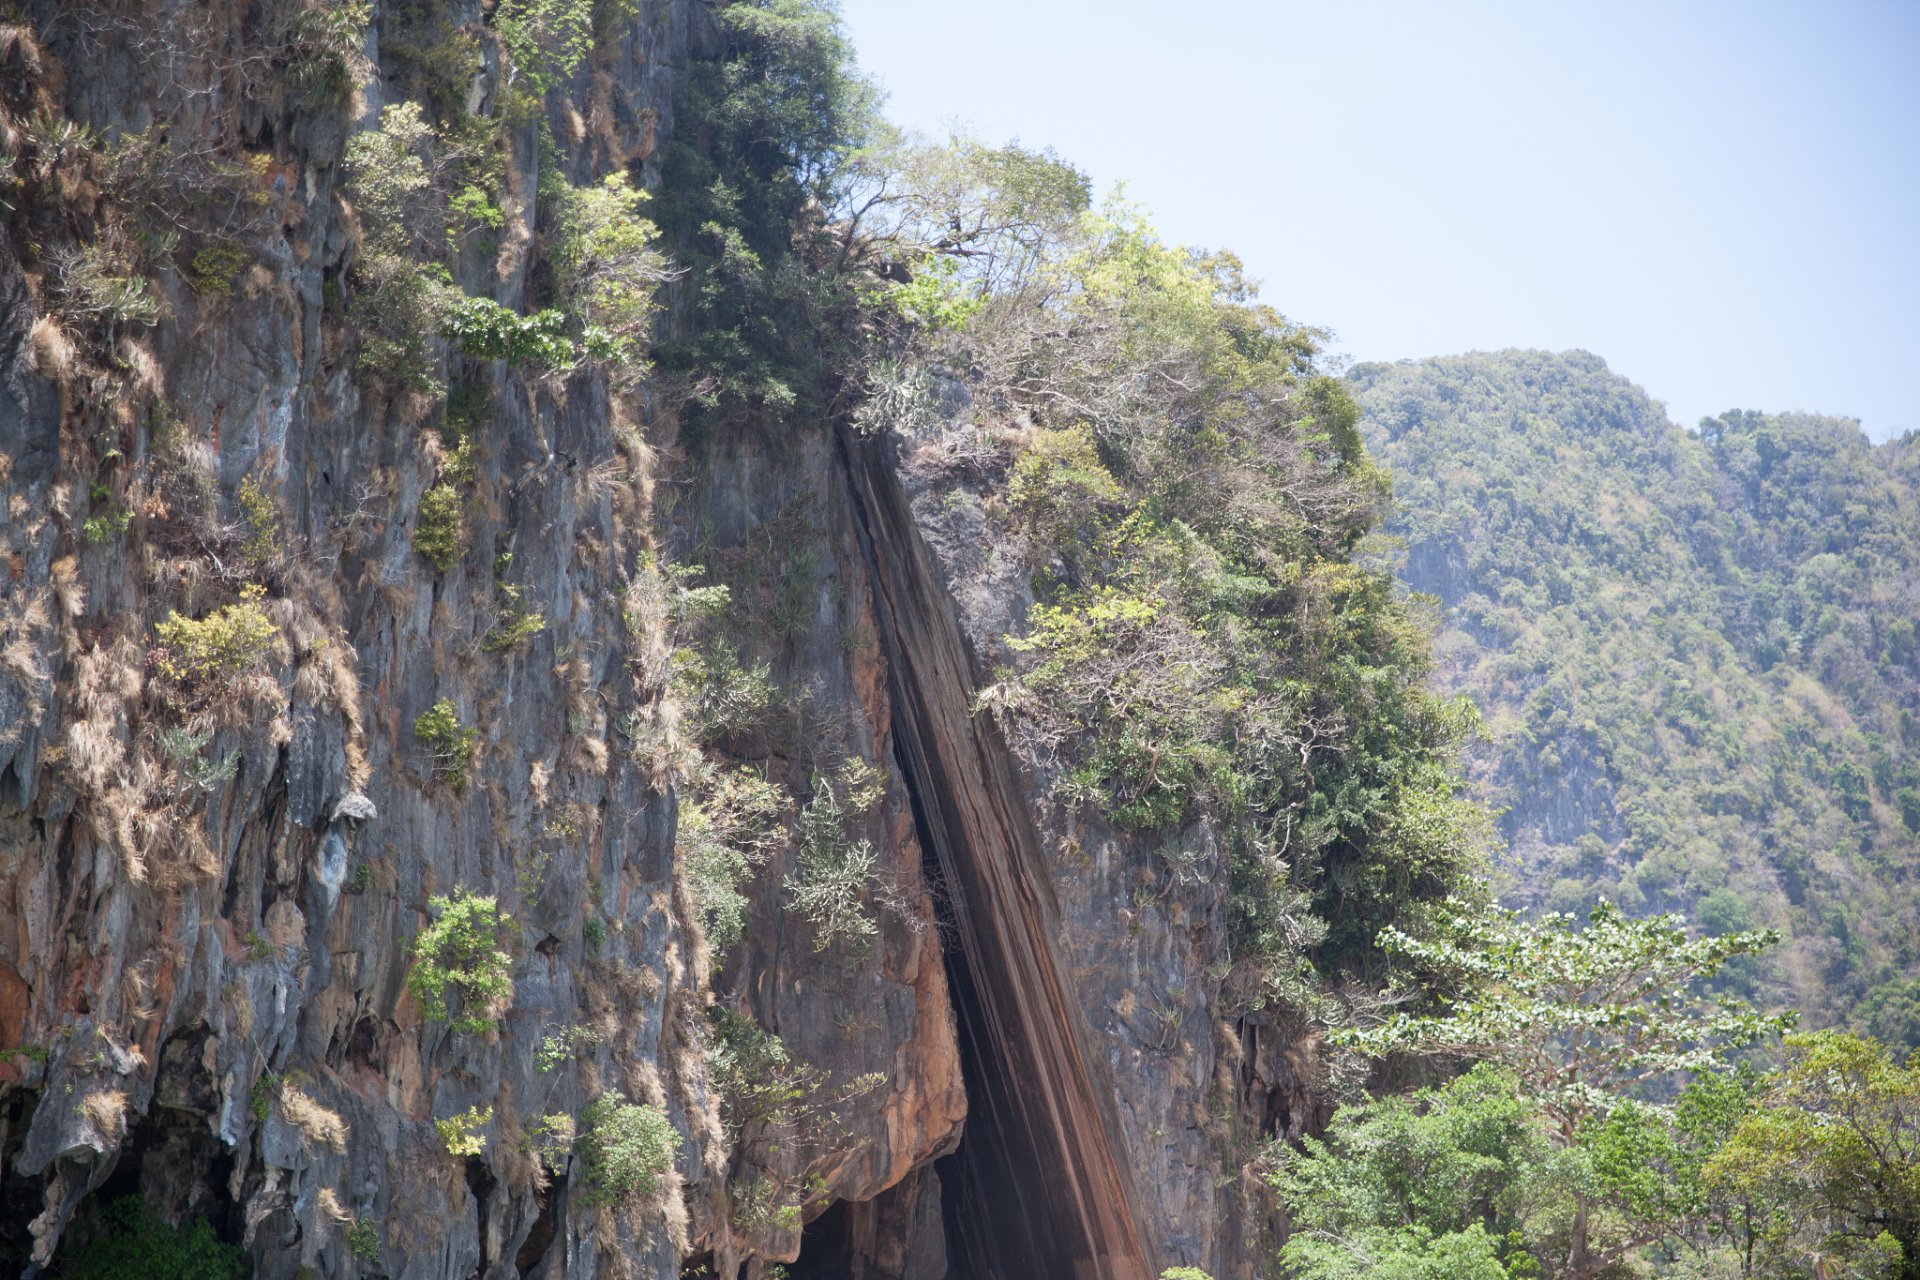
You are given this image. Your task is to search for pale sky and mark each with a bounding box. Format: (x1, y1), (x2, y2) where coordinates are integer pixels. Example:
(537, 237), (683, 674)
(838, 0), (1919, 442)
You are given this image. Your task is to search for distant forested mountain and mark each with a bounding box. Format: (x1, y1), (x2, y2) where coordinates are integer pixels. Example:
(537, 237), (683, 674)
(1352, 350), (1920, 1039)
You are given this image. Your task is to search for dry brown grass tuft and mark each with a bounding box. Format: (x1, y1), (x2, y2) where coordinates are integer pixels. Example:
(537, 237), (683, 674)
(316, 1187), (353, 1224)
(28, 319), (74, 385)
(279, 1083), (349, 1154)
(49, 555), (84, 619)
(572, 734), (608, 778)
(81, 1089), (128, 1141)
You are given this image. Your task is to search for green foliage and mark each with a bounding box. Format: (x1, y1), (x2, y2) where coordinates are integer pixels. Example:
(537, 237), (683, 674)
(483, 583), (545, 651)
(704, 1006), (885, 1229)
(413, 698), (479, 787)
(680, 768), (785, 954)
(534, 1024), (600, 1070)
(434, 1103), (492, 1157)
(654, 0), (877, 427)
(82, 508), (130, 543)
(784, 761), (884, 953)
(582, 916), (606, 955)
(159, 726), (239, 797)
(575, 1091), (678, 1206)
(345, 1217), (381, 1261)
(672, 638), (775, 743)
(1341, 899), (1792, 1138)
(414, 482), (465, 573)
(1273, 1066), (1542, 1280)
(1274, 1058), (1823, 1280)
(46, 242), (160, 332)
(249, 1073), (275, 1122)
(1708, 1031), (1920, 1276)
(546, 173), (667, 385)
(281, 0), (373, 99)
(444, 380), (495, 438)
(447, 184), (504, 253)
(154, 584), (280, 683)
(1161, 1271), (1216, 1280)
(189, 242), (250, 297)
(340, 102), (467, 392)
(493, 0), (592, 95)
(1353, 353), (1920, 1035)
(58, 1197), (246, 1280)
(931, 200), (1484, 985)
(443, 298), (576, 367)
(381, 0), (482, 122)
(236, 475), (278, 572)
(406, 890), (513, 1033)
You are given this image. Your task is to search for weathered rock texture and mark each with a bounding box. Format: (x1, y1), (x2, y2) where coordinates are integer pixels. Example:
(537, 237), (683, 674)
(0, 2), (1323, 1277)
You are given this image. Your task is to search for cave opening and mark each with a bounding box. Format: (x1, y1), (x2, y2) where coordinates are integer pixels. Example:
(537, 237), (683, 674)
(894, 742), (1070, 1280)
(0, 1025), (247, 1275)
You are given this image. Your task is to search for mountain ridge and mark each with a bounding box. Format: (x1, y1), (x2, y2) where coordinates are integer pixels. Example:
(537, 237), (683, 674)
(1354, 347), (1920, 1039)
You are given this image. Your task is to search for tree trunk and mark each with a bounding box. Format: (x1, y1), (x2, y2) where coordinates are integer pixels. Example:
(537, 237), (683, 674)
(1566, 1194), (1591, 1280)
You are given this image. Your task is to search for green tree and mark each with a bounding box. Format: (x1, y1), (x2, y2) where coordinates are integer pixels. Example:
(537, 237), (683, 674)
(654, 0), (877, 425)
(1708, 1031), (1920, 1279)
(1334, 900), (1794, 1279)
(1273, 1065), (1545, 1280)
(60, 1197), (246, 1280)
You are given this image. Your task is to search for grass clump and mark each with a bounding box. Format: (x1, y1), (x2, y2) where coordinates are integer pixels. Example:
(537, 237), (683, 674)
(575, 1090), (678, 1206)
(406, 890), (513, 1034)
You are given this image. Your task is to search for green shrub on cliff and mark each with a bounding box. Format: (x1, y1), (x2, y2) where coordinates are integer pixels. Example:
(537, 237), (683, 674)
(407, 890), (513, 1034)
(154, 584), (280, 683)
(340, 102), (466, 393)
(575, 1091), (679, 1206)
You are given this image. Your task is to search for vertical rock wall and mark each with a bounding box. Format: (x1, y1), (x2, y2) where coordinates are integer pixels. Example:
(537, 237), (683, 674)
(0, 2), (1334, 1277)
(0, 3), (965, 1277)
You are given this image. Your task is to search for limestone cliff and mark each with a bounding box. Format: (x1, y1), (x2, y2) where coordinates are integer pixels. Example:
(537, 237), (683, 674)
(0, 2), (1355, 1278)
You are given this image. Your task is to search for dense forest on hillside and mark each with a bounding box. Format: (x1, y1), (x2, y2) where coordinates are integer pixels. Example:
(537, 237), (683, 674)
(1351, 351), (1920, 1041)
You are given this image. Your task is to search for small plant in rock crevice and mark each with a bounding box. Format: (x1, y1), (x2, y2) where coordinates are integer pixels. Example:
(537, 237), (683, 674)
(414, 698), (480, 788)
(434, 1104), (492, 1157)
(534, 1024), (600, 1071)
(414, 482), (465, 573)
(345, 1217), (381, 1262)
(783, 758), (886, 953)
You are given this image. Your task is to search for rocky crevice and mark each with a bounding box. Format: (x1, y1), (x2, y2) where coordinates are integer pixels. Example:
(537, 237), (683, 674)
(836, 422), (1154, 1280)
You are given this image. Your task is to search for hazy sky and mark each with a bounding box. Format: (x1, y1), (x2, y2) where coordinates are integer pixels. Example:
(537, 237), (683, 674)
(838, 0), (1919, 442)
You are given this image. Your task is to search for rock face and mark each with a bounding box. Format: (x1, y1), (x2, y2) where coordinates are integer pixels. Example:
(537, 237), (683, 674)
(0, 3), (1318, 1278)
